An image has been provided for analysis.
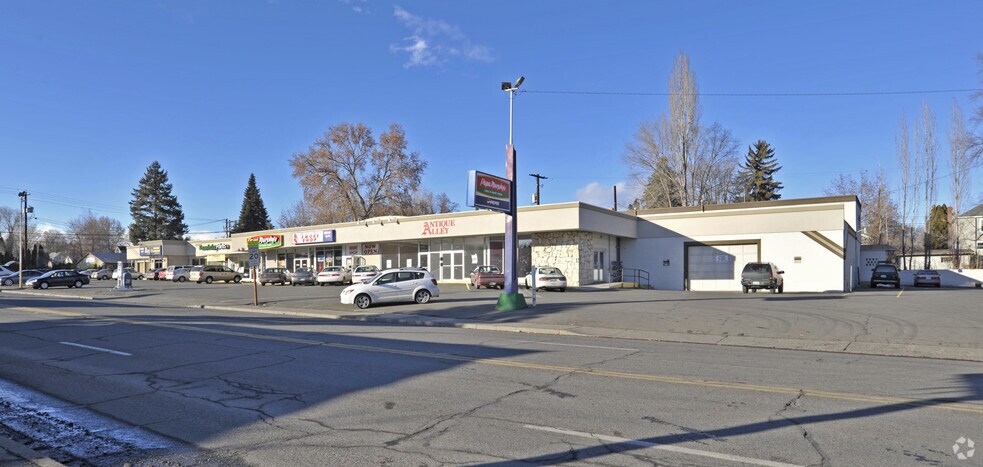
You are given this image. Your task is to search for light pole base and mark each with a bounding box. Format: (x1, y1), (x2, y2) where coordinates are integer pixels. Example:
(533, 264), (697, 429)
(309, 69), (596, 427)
(495, 292), (528, 311)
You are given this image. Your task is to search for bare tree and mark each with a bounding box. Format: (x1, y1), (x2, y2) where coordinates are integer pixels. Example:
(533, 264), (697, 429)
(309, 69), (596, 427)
(0, 206), (17, 258)
(288, 122), (454, 223)
(949, 99), (973, 267)
(624, 52), (740, 208)
(896, 113), (912, 268)
(825, 169), (899, 248)
(66, 212), (127, 257)
(918, 102), (938, 268)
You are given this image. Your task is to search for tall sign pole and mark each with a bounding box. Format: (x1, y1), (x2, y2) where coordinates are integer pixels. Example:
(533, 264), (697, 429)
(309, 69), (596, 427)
(248, 239), (260, 306)
(496, 76), (528, 311)
(18, 191), (27, 288)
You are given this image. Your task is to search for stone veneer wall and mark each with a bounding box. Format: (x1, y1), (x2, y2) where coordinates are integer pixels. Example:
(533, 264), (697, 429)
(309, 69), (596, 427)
(531, 231), (594, 287)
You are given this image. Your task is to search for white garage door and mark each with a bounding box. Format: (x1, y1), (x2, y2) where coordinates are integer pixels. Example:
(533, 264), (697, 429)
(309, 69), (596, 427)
(687, 244), (759, 291)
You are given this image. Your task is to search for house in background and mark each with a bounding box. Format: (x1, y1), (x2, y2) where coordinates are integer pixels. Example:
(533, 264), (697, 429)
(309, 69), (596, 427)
(77, 251), (127, 269)
(954, 203), (983, 268)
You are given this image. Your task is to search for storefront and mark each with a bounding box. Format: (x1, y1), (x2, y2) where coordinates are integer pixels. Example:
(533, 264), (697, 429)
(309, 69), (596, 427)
(138, 195), (861, 291)
(126, 240), (196, 274)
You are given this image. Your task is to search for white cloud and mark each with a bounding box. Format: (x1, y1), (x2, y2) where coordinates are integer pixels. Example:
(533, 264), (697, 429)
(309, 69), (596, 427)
(390, 5), (494, 68)
(34, 223), (63, 233)
(188, 231), (225, 241)
(575, 182), (641, 209)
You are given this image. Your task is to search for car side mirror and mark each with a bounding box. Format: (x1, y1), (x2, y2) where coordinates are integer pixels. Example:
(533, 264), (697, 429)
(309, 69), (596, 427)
(777, 271), (784, 275)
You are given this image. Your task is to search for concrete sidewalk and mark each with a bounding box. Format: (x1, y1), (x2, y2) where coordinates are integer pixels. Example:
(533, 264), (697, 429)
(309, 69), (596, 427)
(3, 283), (982, 362)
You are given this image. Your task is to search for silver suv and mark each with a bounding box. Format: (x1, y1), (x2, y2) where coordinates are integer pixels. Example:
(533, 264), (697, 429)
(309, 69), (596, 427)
(191, 265), (242, 284)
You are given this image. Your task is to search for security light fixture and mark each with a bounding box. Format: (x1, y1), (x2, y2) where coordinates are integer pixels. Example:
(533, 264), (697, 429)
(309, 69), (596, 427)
(501, 81), (512, 90)
(514, 76), (524, 87)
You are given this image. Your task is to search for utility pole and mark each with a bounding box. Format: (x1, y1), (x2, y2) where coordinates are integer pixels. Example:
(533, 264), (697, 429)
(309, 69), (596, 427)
(613, 185), (618, 211)
(18, 191), (27, 288)
(529, 173), (547, 205)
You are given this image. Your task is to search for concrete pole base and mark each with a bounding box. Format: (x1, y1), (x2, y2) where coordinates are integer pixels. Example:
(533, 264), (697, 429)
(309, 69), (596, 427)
(495, 292), (528, 311)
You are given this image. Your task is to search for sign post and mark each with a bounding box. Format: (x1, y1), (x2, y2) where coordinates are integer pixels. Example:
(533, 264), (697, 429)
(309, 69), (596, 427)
(248, 239), (260, 306)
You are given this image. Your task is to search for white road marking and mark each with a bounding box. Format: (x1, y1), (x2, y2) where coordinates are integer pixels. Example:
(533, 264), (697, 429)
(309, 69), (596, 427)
(516, 340), (638, 351)
(59, 342), (131, 356)
(523, 424), (804, 467)
(896, 288), (904, 298)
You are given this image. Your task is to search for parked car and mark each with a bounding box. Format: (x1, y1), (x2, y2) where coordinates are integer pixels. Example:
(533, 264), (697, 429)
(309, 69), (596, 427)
(290, 267), (317, 286)
(523, 267), (567, 292)
(191, 265), (242, 284)
(112, 268), (145, 280)
(0, 265), (15, 277)
(0, 269), (44, 286)
(165, 265), (193, 282)
(870, 263), (901, 289)
(316, 266), (352, 286)
(26, 270), (90, 289)
(351, 265), (380, 283)
(740, 262), (784, 294)
(258, 267), (290, 286)
(913, 269), (941, 288)
(92, 268), (113, 280)
(148, 268), (166, 280)
(341, 268), (439, 309)
(470, 265), (505, 289)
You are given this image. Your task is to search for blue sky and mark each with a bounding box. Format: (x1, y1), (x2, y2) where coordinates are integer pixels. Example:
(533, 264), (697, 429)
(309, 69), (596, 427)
(2, 1), (982, 237)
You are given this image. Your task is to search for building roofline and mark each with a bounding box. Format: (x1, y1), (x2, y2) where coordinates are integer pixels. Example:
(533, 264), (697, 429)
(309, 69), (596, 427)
(631, 195), (860, 216)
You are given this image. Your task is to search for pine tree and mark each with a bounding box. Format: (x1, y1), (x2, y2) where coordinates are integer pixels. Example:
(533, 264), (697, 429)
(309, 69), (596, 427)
(740, 140), (784, 201)
(129, 161), (188, 242)
(232, 174), (273, 233)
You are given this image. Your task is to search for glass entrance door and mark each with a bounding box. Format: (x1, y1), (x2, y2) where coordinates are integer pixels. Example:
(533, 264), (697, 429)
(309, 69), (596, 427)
(294, 257), (309, 271)
(593, 250), (606, 282)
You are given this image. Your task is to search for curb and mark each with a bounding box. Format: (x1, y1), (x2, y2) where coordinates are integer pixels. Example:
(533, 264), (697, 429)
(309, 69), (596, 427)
(0, 435), (65, 467)
(0, 290), (97, 301)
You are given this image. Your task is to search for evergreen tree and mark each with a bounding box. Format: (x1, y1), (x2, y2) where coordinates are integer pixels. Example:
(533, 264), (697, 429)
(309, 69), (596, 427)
(739, 140), (784, 201)
(232, 174), (273, 233)
(128, 161), (188, 242)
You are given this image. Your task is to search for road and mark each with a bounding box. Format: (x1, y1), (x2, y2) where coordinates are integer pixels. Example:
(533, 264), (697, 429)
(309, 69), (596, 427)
(1, 295), (980, 466)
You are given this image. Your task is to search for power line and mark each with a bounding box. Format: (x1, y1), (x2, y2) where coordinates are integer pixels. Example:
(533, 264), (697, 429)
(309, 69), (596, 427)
(521, 88), (983, 97)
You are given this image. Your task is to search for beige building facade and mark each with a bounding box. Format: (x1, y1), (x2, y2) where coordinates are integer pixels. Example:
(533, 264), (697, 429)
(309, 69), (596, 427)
(128, 196), (861, 292)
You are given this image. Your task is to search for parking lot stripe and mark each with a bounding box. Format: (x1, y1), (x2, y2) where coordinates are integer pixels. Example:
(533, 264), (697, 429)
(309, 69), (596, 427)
(516, 340), (638, 351)
(10, 305), (983, 416)
(59, 342), (132, 356)
(897, 289), (904, 298)
(524, 424), (804, 467)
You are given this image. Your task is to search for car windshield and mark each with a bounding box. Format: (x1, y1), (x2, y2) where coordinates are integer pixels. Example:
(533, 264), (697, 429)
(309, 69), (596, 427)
(296, 268), (312, 274)
(354, 266), (376, 273)
(323, 267), (341, 272)
(873, 265), (896, 272)
(918, 270), (939, 274)
(478, 266), (501, 273)
(538, 268), (561, 275)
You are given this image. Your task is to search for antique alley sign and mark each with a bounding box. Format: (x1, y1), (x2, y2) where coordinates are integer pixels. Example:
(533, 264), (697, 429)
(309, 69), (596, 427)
(467, 170), (512, 214)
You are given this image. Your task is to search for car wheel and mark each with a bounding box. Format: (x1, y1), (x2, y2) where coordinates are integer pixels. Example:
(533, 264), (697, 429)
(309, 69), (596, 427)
(559, 288), (566, 292)
(354, 294), (372, 309)
(74, 280), (83, 288)
(40, 282), (49, 290)
(742, 286), (748, 294)
(778, 284), (784, 294)
(414, 289), (432, 304)
(179, 276), (187, 282)
(233, 276), (242, 283)
(524, 280), (530, 290)
(205, 277), (213, 284)
(100, 275), (108, 281)
(474, 282), (480, 289)
(2, 279), (11, 286)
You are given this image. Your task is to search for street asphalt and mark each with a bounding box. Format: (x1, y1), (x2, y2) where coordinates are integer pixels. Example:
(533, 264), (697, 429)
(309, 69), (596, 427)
(2, 279), (981, 361)
(0, 295), (981, 465)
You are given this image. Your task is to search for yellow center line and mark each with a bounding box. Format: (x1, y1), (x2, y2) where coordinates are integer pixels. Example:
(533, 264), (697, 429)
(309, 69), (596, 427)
(9, 306), (983, 415)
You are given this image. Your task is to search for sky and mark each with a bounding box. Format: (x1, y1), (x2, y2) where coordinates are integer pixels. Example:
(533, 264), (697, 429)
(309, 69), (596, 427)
(2, 0), (982, 239)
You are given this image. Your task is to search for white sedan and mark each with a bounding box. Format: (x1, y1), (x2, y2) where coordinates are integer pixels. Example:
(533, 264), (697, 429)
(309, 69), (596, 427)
(351, 265), (380, 283)
(317, 266), (352, 285)
(341, 268), (439, 309)
(524, 266), (567, 292)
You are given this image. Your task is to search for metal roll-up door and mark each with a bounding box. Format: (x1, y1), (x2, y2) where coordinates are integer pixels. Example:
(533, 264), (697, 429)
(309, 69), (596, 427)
(687, 243), (759, 291)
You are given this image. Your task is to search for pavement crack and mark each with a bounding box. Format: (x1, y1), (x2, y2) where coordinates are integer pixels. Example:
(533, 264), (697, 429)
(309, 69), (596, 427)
(772, 389), (828, 466)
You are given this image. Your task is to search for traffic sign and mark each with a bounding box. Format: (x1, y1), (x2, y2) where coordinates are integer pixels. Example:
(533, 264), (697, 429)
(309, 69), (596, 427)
(247, 239), (260, 268)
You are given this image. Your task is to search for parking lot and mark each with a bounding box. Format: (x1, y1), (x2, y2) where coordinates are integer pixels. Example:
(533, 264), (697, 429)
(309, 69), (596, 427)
(3, 277), (981, 359)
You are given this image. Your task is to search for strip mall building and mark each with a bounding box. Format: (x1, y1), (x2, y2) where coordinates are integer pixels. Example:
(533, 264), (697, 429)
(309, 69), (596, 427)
(127, 196), (861, 292)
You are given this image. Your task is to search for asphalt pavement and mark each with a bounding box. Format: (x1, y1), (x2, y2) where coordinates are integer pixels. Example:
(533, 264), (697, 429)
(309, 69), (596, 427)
(0, 295), (981, 465)
(2, 279), (981, 361)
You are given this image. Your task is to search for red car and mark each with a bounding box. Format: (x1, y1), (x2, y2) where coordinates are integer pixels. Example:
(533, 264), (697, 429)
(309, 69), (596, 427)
(470, 265), (505, 289)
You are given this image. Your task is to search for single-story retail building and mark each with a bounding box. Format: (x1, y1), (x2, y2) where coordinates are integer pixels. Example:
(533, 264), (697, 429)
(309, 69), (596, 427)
(127, 195), (861, 292)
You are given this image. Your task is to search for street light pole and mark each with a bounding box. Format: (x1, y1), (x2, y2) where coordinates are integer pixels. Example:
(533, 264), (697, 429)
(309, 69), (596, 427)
(18, 191), (27, 288)
(497, 76), (527, 309)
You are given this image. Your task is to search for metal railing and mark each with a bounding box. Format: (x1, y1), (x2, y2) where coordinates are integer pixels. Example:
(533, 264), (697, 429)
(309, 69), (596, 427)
(619, 268), (650, 289)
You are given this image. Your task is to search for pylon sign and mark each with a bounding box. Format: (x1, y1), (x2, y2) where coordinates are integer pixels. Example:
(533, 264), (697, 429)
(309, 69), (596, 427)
(467, 170), (512, 214)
